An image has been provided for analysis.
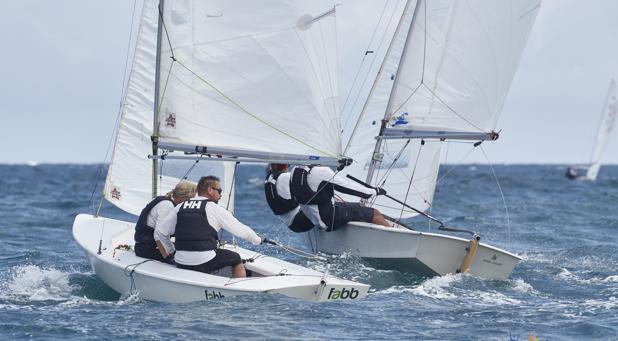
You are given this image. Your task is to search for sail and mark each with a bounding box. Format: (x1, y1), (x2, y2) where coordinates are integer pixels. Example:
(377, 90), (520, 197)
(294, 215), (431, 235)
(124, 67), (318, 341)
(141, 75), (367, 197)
(342, 0), (442, 218)
(104, 0), (235, 215)
(156, 0), (341, 164)
(381, 0), (541, 139)
(586, 79), (617, 181)
(343, 0), (541, 218)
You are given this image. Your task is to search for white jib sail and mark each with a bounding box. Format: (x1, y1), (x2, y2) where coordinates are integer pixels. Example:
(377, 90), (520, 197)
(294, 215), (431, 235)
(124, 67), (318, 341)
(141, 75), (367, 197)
(104, 0), (235, 216)
(586, 79), (617, 181)
(343, 0), (541, 218)
(342, 0), (442, 218)
(157, 0), (342, 163)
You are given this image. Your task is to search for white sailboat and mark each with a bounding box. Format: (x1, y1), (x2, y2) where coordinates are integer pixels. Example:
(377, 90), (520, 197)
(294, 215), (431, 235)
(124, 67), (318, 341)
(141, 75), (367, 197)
(73, 0), (370, 302)
(303, 0), (542, 280)
(566, 79), (617, 181)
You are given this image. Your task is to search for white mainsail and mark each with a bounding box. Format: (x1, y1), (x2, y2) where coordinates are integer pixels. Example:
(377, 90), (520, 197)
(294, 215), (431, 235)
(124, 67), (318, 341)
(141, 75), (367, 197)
(586, 79), (617, 181)
(343, 0), (541, 218)
(104, 0), (235, 216)
(156, 0), (341, 164)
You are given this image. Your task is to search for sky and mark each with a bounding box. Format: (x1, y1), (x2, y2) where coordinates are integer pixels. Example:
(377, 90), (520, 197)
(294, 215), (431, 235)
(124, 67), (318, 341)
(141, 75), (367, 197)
(0, 0), (617, 165)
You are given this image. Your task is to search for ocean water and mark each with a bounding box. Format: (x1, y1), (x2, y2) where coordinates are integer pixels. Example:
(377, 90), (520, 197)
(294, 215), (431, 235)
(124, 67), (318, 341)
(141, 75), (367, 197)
(0, 164), (617, 340)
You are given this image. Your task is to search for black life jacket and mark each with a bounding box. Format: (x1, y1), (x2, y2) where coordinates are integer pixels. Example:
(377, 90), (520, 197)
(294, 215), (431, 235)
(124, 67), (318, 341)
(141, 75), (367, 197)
(174, 199), (219, 252)
(264, 172), (298, 215)
(290, 166), (334, 205)
(134, 196), (174, 244)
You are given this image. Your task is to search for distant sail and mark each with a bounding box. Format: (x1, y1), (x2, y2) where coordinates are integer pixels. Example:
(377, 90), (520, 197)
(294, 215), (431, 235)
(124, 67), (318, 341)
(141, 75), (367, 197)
(586, 79), (617, 181)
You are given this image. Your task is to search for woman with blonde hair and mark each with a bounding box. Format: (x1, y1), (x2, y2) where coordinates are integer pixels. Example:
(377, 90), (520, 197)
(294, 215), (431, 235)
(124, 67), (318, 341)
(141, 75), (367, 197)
(134, 181), (196, 262)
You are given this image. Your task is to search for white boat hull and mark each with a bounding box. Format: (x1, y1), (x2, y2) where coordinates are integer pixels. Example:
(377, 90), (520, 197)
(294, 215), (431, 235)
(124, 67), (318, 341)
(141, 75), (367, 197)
(304, 222), (521, 280)
(73, 214), (369, 303)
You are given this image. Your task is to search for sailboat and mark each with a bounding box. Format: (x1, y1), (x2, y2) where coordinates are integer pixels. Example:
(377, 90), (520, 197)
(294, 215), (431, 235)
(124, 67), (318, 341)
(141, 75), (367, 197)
(566, 79), (617, 181)
(72, 0), (371, 302)
(303, 0), (542, 280)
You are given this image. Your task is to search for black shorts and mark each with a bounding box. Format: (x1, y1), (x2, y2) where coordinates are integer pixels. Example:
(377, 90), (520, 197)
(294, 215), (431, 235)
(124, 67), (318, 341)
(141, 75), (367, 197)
(319, 202), (374, 231)
(177, 249), (242, 274)
(288, 211), (314, 233)
(134, 242), (165, 262)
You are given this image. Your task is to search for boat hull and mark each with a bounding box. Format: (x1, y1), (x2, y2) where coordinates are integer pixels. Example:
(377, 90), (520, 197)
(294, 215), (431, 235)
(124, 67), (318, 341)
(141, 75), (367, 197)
(304, 222), (520, 280)
(73, 214), (369, 303)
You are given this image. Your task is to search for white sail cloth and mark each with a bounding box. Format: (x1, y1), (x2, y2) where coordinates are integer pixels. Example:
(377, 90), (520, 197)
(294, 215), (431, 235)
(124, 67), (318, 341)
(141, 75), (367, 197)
(343, 0), (541, 218)
(587, 79), (617, 181)
(104, 0), (235, 215)
(157, 0), (341, 163)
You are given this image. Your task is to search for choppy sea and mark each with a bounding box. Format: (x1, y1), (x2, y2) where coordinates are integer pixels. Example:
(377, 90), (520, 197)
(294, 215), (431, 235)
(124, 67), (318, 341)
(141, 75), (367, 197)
(0, 164), (616, 340)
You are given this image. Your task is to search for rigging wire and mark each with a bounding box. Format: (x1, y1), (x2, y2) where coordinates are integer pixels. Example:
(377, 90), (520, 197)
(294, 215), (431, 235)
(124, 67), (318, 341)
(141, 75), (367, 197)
(397, 140), (424, 222)
(341, 1), (403, 136)
(479, 145), (511, 246)
(340, 0), (389, 116)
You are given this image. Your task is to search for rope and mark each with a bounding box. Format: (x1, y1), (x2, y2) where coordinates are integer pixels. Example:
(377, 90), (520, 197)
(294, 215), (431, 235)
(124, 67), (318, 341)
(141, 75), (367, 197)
(480, 145), (511, 246)
(398, 140), (424, 222)
(123, 259), (153, 296)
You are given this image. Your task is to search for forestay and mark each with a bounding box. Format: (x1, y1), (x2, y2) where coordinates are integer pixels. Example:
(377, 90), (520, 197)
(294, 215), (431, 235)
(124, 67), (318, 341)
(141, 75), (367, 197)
(156, 0), (342, 164)
(342, 0), (441, 218)
(104, 0), (235, 216)
(587, 79), (617, 181)
(342, 0), (541, 218)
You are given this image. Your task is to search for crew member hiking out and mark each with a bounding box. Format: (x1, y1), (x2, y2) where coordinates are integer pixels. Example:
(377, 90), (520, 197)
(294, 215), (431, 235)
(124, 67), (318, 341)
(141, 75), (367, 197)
(264, 163), (314, 233)
(155, 176), (262, 278)
(290, 165), (391, 231)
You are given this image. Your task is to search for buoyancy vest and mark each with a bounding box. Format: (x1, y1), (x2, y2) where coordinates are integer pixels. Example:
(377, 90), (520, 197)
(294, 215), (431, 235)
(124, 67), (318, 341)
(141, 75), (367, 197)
(264, 172), (298, 215)
(134, 196), (174, 244)
(174, 199), (219, 252)
(290, 166), (334, 205)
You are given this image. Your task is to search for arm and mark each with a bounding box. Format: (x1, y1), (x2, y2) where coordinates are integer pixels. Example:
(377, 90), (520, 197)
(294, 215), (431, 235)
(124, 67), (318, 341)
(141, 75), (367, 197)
(209, 203), (261, 245)
(312, 167), (376, 199)
(154, 204), (180, 257)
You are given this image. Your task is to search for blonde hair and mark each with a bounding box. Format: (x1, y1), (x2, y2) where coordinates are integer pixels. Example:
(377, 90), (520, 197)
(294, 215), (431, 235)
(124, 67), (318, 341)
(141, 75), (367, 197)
(166, 181), (196, 201)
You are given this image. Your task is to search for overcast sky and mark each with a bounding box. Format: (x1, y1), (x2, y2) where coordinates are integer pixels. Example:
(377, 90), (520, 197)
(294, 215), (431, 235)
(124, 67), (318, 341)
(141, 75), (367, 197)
(0, 0), (617, 165)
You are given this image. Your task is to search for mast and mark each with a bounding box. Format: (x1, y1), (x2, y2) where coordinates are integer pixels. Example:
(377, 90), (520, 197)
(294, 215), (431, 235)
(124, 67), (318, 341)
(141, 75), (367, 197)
(365, 0), (423, 184)
(151, 0), (165, 198)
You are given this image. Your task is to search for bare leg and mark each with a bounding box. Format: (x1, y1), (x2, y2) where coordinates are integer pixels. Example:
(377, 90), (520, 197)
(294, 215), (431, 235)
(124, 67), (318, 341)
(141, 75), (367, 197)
(232, 264), (247, 278)
(372, 209), (392, 227)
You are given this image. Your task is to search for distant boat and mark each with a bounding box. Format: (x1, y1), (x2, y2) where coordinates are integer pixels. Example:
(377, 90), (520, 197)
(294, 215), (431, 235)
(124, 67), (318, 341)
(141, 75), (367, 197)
(566, 79), (617, 181)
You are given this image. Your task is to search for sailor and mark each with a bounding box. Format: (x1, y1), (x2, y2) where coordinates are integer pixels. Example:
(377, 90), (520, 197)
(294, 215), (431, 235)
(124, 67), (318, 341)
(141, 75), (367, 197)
(134, 180), (196, 263)
(155, 175), (262, 278)
(290, 165), (391, 231)
(264, 164), (313, 233)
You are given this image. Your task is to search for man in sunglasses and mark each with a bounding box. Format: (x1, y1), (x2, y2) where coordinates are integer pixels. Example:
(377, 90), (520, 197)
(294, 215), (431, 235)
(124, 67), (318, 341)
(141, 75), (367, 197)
(155, 175), (262, 278)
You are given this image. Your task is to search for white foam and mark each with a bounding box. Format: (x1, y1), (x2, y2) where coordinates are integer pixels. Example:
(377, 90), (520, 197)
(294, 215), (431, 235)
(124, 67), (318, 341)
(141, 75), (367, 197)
(511, 278), (536, 294)
(410, 273), (462, 299)
(471, 291), (521, 306)
(582, 296), (618, 310)
(2, 265), (75, 302)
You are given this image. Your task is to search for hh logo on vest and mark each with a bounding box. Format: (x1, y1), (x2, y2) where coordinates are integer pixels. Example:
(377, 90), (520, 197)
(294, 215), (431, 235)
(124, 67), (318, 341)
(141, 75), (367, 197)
(183, 200), (202, 210)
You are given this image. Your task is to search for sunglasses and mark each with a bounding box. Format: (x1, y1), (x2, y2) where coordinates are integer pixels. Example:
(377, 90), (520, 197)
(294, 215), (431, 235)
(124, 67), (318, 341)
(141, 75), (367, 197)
(211, 187), (223, 195)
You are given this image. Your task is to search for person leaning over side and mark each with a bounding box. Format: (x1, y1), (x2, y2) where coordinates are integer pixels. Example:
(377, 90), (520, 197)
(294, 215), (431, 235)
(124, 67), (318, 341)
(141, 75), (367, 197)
(134, 180), (196, 262)
(155, 175), (262, 278)
(264, 163), (314, 233)
(290, 165), (391, 231)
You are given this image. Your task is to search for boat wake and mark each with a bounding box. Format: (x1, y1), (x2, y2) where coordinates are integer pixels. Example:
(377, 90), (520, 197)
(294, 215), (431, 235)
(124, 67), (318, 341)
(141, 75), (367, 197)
(0, 264), (121, 307)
